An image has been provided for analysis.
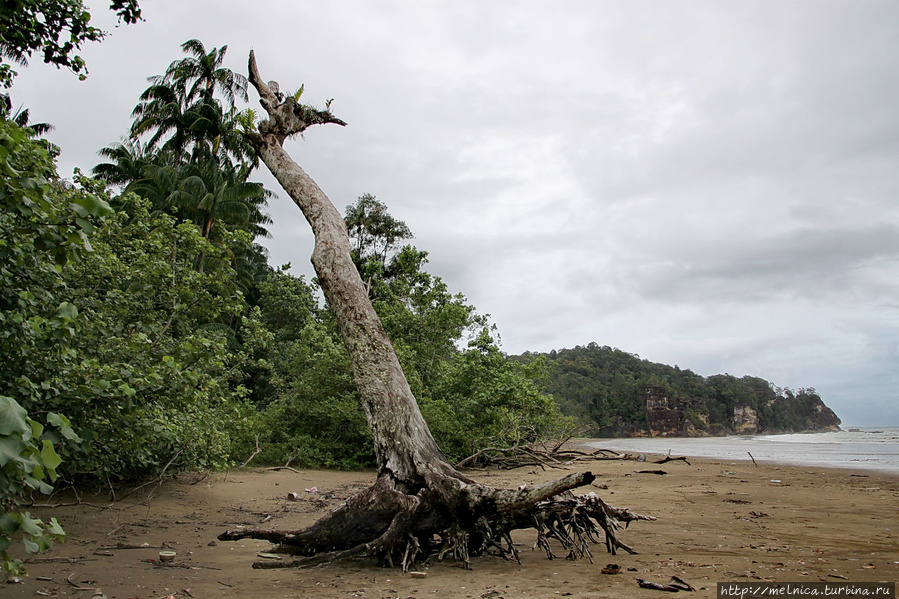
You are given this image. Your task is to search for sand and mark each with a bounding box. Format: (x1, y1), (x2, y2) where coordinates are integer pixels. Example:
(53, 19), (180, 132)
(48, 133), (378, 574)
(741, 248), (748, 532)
(4, 451), (897, 598)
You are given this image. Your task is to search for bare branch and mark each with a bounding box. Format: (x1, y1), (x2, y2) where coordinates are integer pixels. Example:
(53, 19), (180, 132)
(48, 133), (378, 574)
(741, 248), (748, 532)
(493, 471), (595, 512)
(247, 50), (277, 108)
(246, 50), (347, 143)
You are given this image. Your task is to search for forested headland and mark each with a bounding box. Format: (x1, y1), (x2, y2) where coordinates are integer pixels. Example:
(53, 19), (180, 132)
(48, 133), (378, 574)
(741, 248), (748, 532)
(517, 343), (841, 437)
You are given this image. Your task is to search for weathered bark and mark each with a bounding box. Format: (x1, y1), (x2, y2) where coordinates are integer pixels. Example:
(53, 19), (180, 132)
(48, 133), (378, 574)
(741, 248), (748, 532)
(219, 51), (652, 569)
(243, 52), (452, 488)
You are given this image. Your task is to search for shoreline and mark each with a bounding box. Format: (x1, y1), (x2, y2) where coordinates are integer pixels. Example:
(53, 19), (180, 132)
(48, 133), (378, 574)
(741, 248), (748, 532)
(5, 455), (898, 598)
(578, 431), (899, 476)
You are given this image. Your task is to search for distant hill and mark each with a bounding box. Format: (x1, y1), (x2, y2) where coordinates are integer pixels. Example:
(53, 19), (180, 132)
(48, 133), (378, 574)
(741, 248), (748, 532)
(516, 342), (841, 437)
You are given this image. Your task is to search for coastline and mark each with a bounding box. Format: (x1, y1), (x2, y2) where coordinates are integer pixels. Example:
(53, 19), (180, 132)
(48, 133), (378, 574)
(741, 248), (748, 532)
(581, 429), (899, 476)
(5, 456), (898, 598)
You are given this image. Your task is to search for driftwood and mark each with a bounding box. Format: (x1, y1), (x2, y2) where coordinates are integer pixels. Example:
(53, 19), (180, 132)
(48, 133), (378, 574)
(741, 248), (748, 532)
(455, 438), (634, 470)
(65, 573), (97, 592)
(455, 439), (693, 472)
(240, 434), (262, 467)
(636, 576), (696, 592)
(265, 466), (302, 474)
(654, 455), (691, 466)
(218, 51), (654, 571)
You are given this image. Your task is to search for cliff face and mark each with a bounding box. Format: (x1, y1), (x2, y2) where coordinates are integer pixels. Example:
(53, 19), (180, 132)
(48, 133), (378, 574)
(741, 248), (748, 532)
(643, 387), (765, 437)
(640, 386), (839, 437)
(645, 387), (681, 437)
(733, 406), (759, 434)
(809, 399), (841, 431)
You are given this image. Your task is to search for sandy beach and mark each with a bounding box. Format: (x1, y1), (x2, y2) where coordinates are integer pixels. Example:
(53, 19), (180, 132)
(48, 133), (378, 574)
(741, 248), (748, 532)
(5, 451), (897, 598)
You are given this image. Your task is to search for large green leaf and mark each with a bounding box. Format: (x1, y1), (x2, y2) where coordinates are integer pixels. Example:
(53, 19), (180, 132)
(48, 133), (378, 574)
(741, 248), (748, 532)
(0, 397), (29, 437)
(22, 476), (53, 495)
(71, 193), (113, 218)
(47, 413), (82, 443)
(46, 518), (65, 537)
(0, 436), (27, 468)
(22, 536), (39, 554)
(55, 302), (78, 321)
(17, 513), (42, 537)
(29, 419), (44, 440)
(40, 440), (62, 479)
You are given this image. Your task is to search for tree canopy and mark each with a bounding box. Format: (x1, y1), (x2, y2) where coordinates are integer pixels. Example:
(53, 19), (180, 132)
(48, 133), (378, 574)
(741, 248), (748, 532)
(0, 0), (142, 87)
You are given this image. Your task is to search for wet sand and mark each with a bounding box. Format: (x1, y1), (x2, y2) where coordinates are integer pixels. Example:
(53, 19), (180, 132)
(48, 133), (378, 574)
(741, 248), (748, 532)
(5, 452), (898, 598)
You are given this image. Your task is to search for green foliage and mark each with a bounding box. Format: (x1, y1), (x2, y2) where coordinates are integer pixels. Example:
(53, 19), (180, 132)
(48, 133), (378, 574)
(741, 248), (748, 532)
(0, 396), (74, 575)
(423, 330), (572, 461)
(0, 118), (107, 574)
(373, 245), (484, 395)
(93, 40), (273, 301)
(91, 138), (149, 187)
(345, 193), (413, 271)
(231, 268), (372, 468)
(4, 118), (252, 484)
(525, 343), (838, 436)
(0, 119), (107, 435)
(0, 0), (142, 87)
(248, 317), (373, 469)
(162, 39), (248, 106)
(52, 194), (252, 481)
(124, 39), (254, 167)
(127, 157), (272, 242)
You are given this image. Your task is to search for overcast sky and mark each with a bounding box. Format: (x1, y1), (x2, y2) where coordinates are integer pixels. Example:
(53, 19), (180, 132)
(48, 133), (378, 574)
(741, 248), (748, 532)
(11, 1), (899, 426)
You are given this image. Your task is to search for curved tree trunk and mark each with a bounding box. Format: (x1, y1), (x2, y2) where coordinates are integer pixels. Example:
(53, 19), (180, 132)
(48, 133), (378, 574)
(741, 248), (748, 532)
(219, 51), (653, 569)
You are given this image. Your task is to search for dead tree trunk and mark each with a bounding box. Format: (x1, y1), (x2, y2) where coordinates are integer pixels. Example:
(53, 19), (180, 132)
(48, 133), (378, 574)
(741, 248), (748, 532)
(219, 51), (653, 569)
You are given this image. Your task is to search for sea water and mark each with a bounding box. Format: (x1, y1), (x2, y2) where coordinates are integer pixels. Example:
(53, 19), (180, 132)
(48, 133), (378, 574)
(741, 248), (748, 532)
(586, 427), (899, 475)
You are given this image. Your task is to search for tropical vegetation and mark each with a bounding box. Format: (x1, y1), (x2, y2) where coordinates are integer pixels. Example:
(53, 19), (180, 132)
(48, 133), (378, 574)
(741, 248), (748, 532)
(0, 34), (573, 574)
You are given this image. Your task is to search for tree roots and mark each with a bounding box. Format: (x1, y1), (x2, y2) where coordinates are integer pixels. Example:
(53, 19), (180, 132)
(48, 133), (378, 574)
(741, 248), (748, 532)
(219, 471), (654, 570)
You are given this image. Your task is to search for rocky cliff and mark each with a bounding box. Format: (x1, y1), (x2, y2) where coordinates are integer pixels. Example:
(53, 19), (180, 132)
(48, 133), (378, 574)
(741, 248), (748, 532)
(642, 386), (840, 437)
(645, 387), (681, 437)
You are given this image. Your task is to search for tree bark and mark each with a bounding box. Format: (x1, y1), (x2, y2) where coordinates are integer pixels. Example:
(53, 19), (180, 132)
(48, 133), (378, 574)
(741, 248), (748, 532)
(219, 51), (651, 569)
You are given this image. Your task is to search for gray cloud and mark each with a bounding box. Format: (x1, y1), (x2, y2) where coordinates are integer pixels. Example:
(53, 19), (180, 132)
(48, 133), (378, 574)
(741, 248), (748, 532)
(10, 0), (899, 426)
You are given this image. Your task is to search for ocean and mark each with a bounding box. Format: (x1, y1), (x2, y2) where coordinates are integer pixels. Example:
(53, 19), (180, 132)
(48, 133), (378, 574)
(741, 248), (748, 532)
(585, 427), (899, 475)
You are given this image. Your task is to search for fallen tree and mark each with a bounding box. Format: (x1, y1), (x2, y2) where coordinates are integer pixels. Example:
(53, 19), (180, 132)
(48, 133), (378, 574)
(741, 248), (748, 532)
(219, 51), (654, 570)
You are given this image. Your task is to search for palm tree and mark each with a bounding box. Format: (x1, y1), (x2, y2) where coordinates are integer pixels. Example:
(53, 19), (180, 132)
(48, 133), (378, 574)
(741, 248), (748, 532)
(129, 80), (193, 161)
(161, 39), (248, 106)
(1, 94), (57, 156)
(98, 39), (272, 270)
(0, 99), (53, 136)
(185, 158), (273, 242)
(124, 163), (184, 216)
(182, 100), (257, 167)
(92, 138), (152, 187)
(129, 40), (255, 168)
(130, 156), (272, 242)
